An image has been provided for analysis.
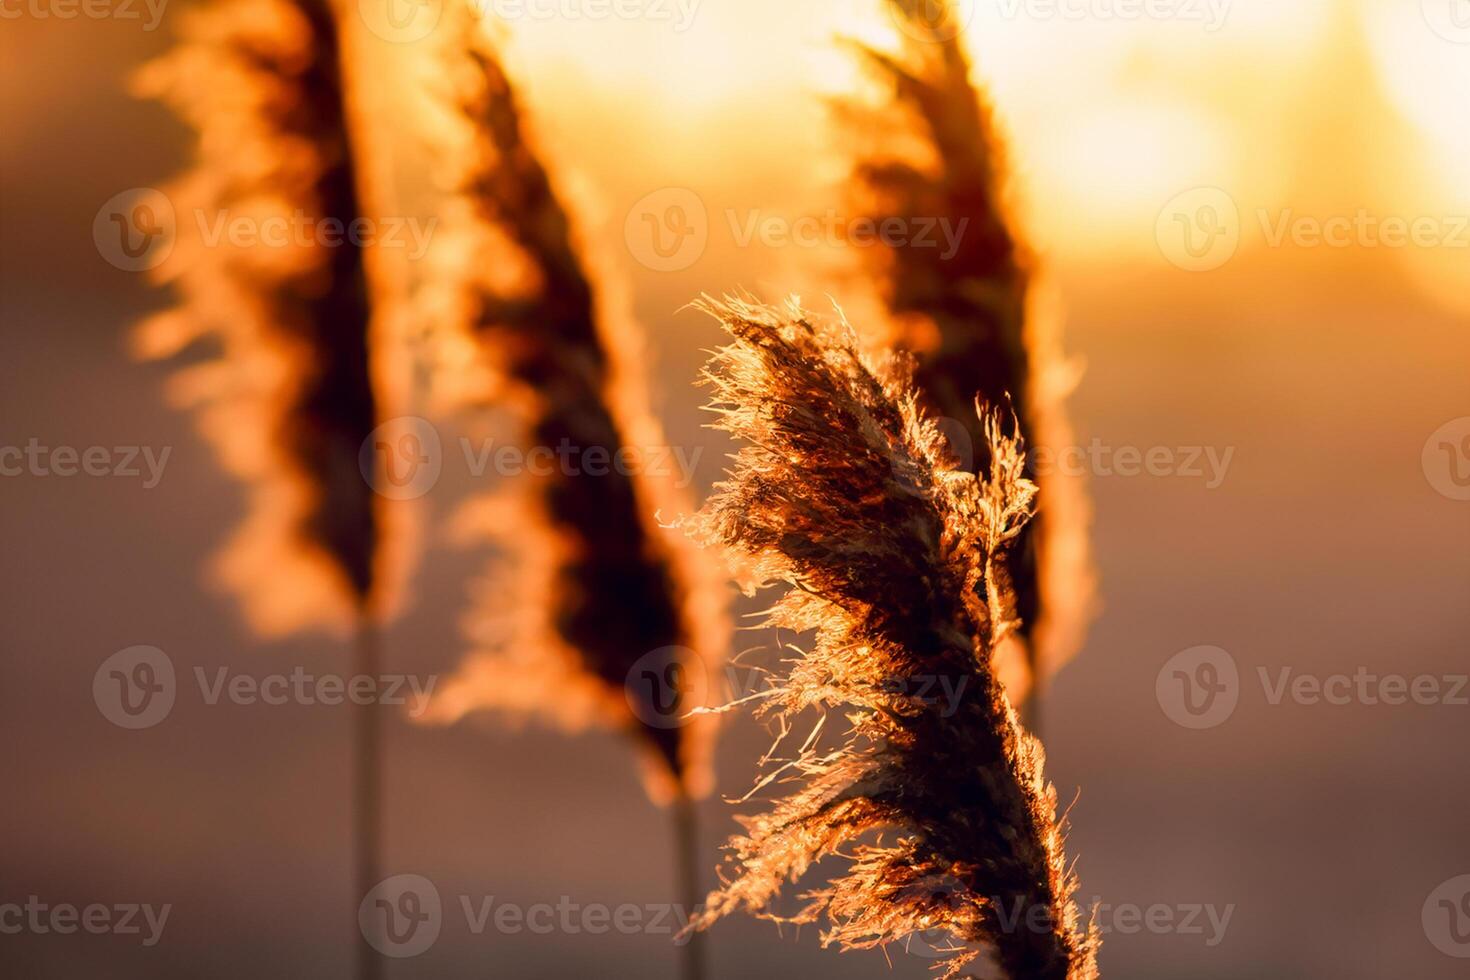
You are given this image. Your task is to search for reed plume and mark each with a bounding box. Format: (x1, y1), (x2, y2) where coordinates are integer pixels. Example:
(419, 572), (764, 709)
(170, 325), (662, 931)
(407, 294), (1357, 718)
(841, 0), (1094, 719)
(132, 0), (409, 633)
(416, 20), (728, 976)
(684, 297), (1098, 980)
(133, 3), (402, 976)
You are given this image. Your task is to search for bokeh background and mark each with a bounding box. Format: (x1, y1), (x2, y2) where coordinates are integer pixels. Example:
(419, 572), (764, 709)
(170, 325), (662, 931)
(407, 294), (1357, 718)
(3, 0), (1468, 976)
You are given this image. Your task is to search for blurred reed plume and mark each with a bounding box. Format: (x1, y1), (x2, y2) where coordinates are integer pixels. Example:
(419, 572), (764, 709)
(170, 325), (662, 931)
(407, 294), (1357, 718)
(841, 0), (1095, 721)
(415, 19), (728, 977)
(131, 0), (412, 634)
(132, 2), (403, 976)
(420, 10), (728, 806)
(684, 297), (1099, 980)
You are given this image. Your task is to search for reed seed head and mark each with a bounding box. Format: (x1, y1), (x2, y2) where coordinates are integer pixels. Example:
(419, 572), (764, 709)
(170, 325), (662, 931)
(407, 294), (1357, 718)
(684, 296), (1099, 979)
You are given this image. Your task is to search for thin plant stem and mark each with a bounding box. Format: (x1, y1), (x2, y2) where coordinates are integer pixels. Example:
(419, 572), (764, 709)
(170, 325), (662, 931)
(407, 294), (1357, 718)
(354, 616), (383, 980)
(672, 793), (705, 980)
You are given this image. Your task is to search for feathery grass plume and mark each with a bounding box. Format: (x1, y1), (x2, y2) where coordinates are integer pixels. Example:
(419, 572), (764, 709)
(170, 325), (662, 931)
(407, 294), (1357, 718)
(684, 297), (1099, 980)
(132, 0), (412, 634)
(132, 4), (404, 977)
(416, 15), (728, 805)
(840, 0), (1095, 716)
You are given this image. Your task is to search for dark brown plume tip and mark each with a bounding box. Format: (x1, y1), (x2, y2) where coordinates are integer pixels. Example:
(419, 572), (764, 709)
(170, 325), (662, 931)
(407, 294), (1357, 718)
(684, 297), (1098, 979)
(279, 0), (379, 603)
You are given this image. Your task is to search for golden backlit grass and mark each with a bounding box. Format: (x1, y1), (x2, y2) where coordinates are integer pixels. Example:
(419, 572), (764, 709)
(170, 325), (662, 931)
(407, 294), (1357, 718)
(684, 297), (1097, 979)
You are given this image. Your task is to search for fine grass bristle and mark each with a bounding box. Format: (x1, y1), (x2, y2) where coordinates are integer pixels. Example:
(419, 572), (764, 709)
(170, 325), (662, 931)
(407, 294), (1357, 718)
(683, 296), (1099, 980)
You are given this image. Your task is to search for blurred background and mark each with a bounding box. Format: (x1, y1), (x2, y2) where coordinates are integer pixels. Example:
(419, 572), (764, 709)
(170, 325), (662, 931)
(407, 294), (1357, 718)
(2, 0), (1468, 976)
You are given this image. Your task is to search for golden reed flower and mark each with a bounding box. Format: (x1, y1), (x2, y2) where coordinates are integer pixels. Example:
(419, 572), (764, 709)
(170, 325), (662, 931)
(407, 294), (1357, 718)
(132, 0), (414, 635)
(684, 297), (1098, 980)
(842, 0), (1095, 715)
(418, 17), (729, 807)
